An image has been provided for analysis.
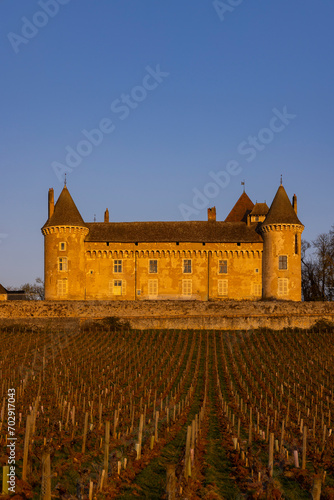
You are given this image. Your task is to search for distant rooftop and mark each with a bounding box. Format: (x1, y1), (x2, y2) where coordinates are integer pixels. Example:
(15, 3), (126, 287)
(224, 192), (254, 223)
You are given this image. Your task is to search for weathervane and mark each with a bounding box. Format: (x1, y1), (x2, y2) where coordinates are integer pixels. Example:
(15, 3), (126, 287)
(64, 173), (67, 186)
(241, 180), (245, 192)
(280, 174), (283, 185)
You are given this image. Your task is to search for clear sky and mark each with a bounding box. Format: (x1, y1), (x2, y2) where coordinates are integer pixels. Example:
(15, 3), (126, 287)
(1, 1), (334, 287)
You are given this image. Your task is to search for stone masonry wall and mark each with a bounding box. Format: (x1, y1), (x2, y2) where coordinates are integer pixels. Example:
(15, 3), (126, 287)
(1, 300), (334, 331)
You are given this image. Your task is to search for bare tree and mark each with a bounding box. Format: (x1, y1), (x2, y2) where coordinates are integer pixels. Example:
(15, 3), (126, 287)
(302, 226), (334, 301)
(21, 277), (45, 300)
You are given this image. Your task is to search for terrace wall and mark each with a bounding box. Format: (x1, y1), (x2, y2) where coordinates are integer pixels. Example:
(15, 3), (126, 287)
(1, 300), (334, 331)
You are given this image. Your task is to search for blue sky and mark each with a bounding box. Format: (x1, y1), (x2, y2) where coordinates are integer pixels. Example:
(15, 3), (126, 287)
(1, 0), (334, 287)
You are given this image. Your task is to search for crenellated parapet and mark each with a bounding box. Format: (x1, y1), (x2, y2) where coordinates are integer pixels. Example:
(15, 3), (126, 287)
(85, 248), (263, 259)
(42, 226), (89, 236)
(261, 223), (304, 233)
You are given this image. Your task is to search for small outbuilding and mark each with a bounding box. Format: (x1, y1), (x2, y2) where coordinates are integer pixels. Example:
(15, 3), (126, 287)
(0, 284), (26, 301)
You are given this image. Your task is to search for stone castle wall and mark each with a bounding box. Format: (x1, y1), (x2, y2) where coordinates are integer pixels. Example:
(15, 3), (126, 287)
(1, 300), (334, 331)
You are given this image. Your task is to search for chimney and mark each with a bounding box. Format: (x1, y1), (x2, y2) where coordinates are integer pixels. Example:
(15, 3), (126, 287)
(48, 188), (54, 219)
(208, 207), (216, 222)
(104, 208), (109, 223)
(292, 194), (297, 214)
(247, 213), (251, 226)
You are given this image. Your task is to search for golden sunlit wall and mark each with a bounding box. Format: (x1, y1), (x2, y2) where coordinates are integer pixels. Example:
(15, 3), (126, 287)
(42, 226), (89, 300)
(81, 241), (263, 301)
(262, 225), (303, 301)
(43, 228), (304, 301)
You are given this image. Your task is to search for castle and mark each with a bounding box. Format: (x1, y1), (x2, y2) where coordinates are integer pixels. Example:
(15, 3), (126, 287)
(42, 182), (304, 301)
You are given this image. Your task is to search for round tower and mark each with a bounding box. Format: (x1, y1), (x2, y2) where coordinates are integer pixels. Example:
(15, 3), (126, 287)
(261, 184), (304, 301)
(41, 185), (89, 300)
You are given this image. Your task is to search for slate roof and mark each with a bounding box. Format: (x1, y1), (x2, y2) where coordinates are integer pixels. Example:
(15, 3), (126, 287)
(250, 203), (269, 216)
(262, 185), (303, 226)
(0, 284), (25, 296)
(42, 185), (302, 244)
(225, 192), (254, 222)
(85, 221), (263, 243)
(42, 186), (86, 229)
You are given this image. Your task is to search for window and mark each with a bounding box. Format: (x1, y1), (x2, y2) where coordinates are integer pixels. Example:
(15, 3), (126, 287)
(149, 260), (158, 274)
(183, 259), (192, 273)
(252, 283), (261, 296)
(111, 280), (123, 296)
(255, 268), (259, 274)
(57, 279), (68, 296)
(218, 279), (228, 296)
(218, 260), (228, 274)
(278, 255), (288, 270)
(295, 234), (299, 255)
(59, 242), (66, 251)
(58, 257), (68, 271)
(114, 260), (122, 273)
(278, 278), (288, 296)
(148, 279), (158, 296)
(182, 279), (192, 296)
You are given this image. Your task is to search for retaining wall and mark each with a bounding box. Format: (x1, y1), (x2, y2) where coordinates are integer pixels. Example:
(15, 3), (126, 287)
(1, 300), (334, 331)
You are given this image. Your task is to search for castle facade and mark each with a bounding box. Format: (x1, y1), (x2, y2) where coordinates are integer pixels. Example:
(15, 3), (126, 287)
(42, 182), (304, 301)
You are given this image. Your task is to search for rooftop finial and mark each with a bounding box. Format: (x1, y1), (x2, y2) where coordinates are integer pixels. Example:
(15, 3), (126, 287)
(241, 180), (245, 193)
(64, 173), (67, 187)
(280, 174), (283, 185)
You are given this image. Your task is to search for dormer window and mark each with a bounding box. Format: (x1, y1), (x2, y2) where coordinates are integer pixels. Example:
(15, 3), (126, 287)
(249, 203), (269, 223)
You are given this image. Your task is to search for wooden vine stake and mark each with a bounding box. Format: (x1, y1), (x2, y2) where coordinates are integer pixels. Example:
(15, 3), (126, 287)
(184, 425), (192, 479)
(280, 420), (285, 452)
(41, 453), (51, 500)
(312, 475), (322, 500)
(103, 421), (110, 487)
(22, 414), (32, 480)
(248, 407), (252, 445)
(113, 409), (118, 439)
(294, 450), (299, 468)
(268, 432), (274, 478)
(99, 470), (105, 492)
(155, 411), (159, 443)
(89, 480), (93, 500)
(82, 412), (89, 454)
(136, 414), (144, 459)
(322, 425), (327, 452)
(166, 464), (176, 500)
(302, 425), (307, 470)
(2, 466), (9, 494)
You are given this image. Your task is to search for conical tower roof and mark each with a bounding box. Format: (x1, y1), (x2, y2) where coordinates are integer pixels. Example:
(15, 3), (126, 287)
(42, 185), (86, 229)
(262, 185), (303, 226)
(225, 192), (254, 222)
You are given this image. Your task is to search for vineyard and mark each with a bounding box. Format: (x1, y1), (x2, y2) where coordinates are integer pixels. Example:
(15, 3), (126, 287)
(0, 322), (334, 499)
